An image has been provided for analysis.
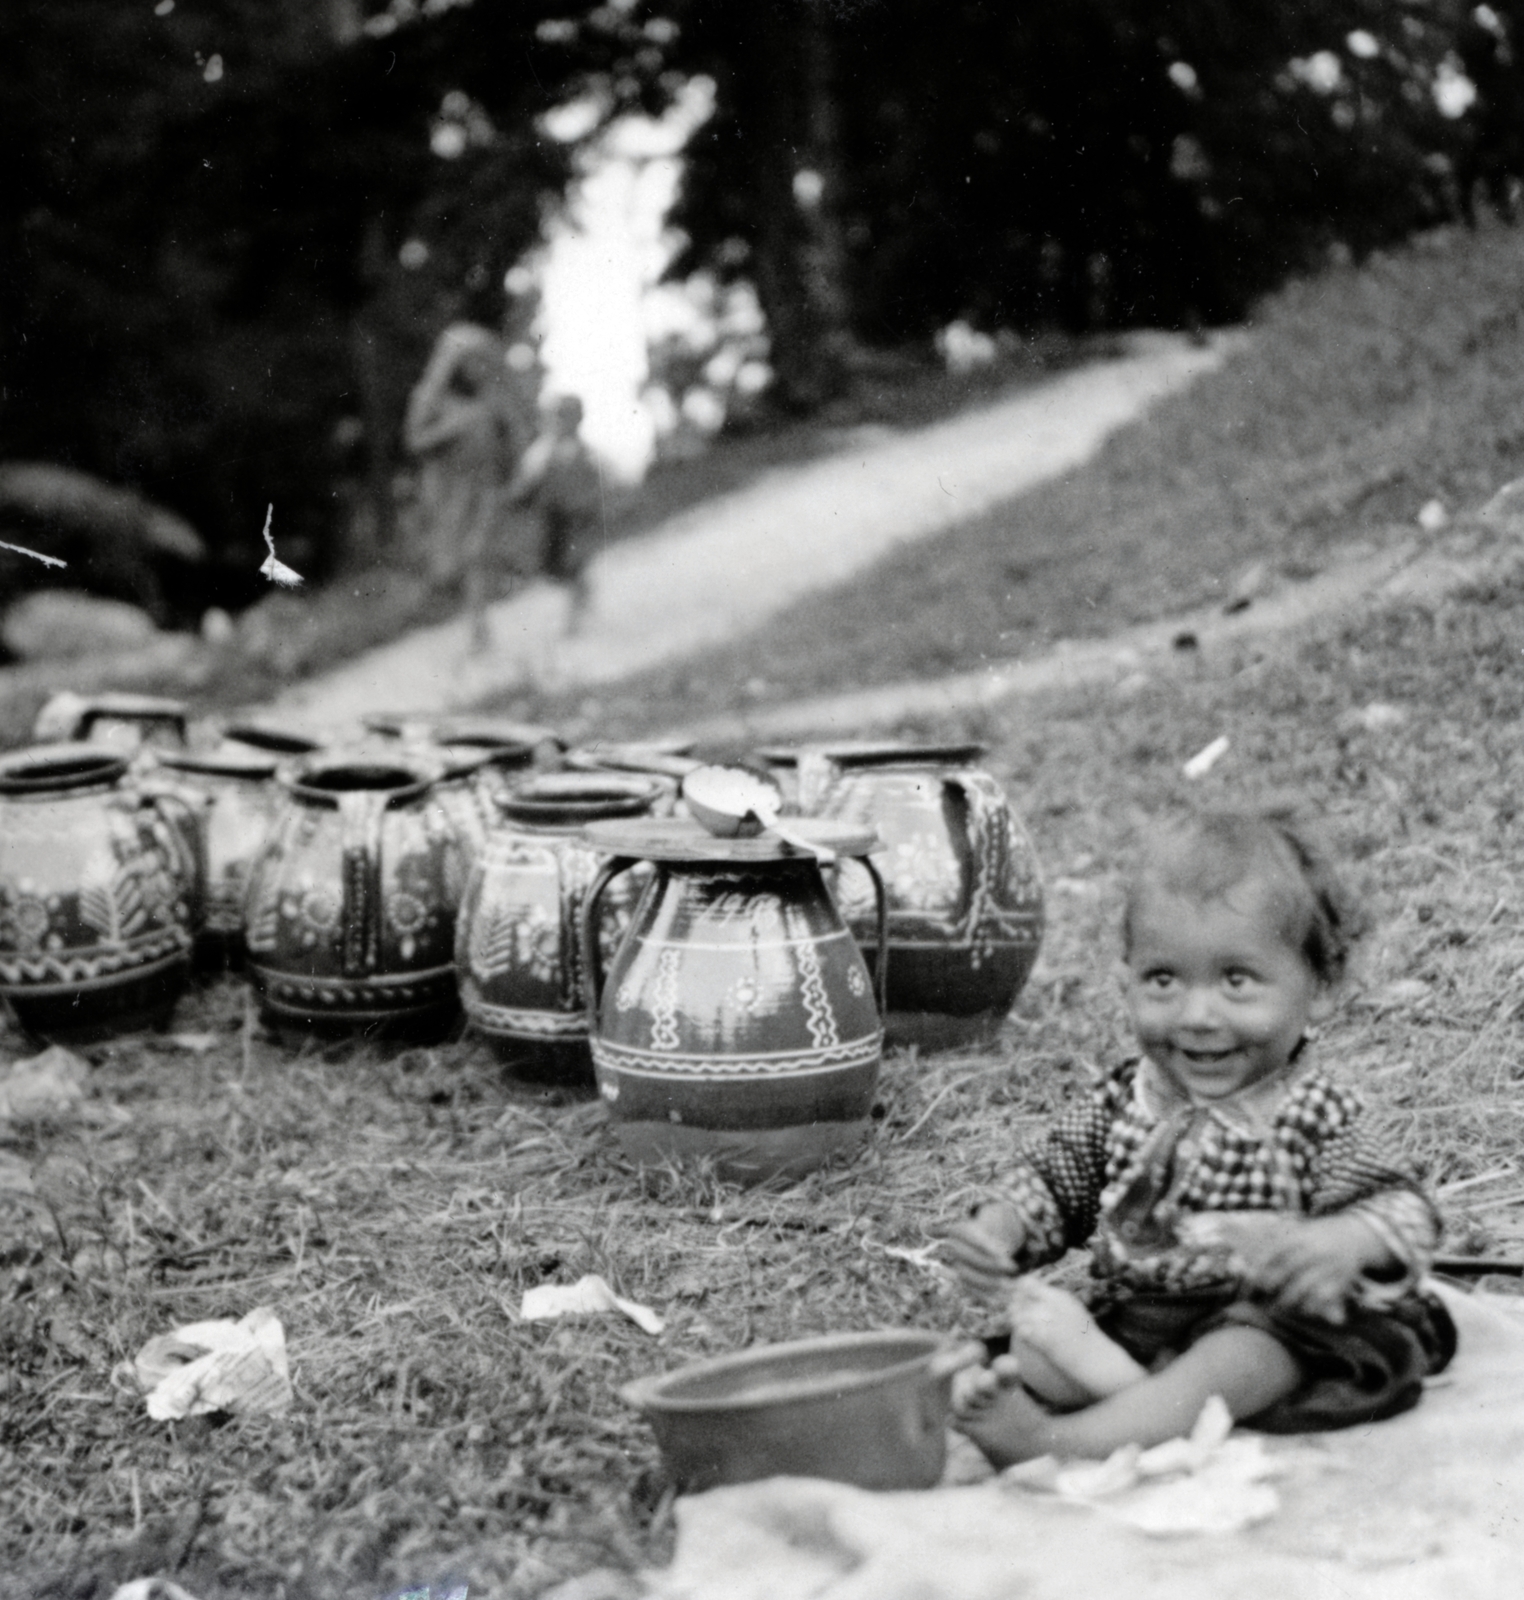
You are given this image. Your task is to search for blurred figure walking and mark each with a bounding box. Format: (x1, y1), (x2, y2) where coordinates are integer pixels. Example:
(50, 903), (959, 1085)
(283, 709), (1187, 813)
(511, 394), (604, 636)
(404, 323), (538, 651)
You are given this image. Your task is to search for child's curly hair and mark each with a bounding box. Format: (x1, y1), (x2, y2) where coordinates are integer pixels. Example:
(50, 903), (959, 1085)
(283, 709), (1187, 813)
(1123, 808), (1363, 987)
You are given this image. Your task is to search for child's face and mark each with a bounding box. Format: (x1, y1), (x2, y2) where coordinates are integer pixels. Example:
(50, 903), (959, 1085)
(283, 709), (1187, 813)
(1124, 877), (1334, 1101)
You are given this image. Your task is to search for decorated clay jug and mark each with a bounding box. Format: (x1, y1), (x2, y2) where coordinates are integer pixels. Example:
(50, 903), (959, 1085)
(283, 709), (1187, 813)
(154, 748), (286, 964)
(243, 755), (469, 1038)
(581, 816), (887, 1185)
(761, 742), (1044, 1050)
(0, 743), (197, 1040)
(455, 773), (662, 1082)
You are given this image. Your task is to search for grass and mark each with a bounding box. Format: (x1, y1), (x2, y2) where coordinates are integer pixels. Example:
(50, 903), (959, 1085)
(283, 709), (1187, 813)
(7, 507), (1524, 1597)
(518, 216), (1524, 737)
(8, 222), (1524, 1597)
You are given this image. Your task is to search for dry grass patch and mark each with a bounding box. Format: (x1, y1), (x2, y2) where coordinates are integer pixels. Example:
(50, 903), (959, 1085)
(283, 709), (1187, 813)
(7, 545), (1524, 1597)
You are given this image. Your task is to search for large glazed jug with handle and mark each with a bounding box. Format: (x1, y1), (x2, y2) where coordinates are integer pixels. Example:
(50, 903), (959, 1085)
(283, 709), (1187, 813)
(243, 755), (469, 1038)
(0, 743), (197, 1040)
(581, 816), (887, 1185)
(455, 772), (662, 1083)
(761, 741), (1044, 1050)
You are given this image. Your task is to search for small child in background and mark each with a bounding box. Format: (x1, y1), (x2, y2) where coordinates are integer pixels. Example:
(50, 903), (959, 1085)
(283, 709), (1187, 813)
(944, 810), (1456, 1464)
(511, 395), (603, 635)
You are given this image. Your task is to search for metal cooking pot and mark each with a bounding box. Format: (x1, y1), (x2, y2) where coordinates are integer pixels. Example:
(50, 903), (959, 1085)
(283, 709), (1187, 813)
(621, 1329), (981, 1491)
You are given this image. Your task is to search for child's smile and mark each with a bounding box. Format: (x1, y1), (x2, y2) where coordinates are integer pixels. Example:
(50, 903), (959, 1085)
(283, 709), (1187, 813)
(1124, 880), (1334, 1100)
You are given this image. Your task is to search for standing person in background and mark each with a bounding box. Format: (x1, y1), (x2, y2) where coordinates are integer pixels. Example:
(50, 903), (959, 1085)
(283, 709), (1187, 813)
(403, 323), (539, 652)
(511, 394), (604, 636)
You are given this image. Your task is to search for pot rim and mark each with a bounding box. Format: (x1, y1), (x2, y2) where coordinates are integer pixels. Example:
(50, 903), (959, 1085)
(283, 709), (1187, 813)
(159, 749), (281, 780)
(622, 1329), (947, 1415)
(364, 712), (564, 749)
(285, 759), (434, 808)
(497, 771), (662, 825)
(0, 742), (129, 794)
(221, 722), (324, 756)
(756, 740), (987, 769)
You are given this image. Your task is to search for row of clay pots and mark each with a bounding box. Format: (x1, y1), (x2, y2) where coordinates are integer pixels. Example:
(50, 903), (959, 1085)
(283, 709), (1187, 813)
(0, 697), (698, 1045)
(1, 701), (1045, 1186)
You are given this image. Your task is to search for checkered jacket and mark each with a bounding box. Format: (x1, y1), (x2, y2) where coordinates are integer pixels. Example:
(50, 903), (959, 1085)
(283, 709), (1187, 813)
(994, 1058), (1441, 1298)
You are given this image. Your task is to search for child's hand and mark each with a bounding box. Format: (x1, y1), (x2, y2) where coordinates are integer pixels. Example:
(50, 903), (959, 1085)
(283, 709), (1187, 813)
(942, 1202), (1027, 1304)
(1181, 1212), (1390, 1324)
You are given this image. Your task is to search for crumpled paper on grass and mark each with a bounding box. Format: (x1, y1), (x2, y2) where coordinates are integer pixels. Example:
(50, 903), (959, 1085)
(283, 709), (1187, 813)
(0, 1045), (87, 1123)
(132, 1305), (293, 1420)
(521, 1274), (664, 1335)
(108, 1581), (204, 1600)
(999, 1394), (1294, 1535)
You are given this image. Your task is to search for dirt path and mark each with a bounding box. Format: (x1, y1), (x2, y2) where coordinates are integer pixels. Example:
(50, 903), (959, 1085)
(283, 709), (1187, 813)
(271, 331), (1235, 732)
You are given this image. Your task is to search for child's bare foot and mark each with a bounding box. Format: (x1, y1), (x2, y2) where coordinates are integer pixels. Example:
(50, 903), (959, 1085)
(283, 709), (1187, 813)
(950, 1352), (1023, 1423)
(952, 1368), (1062, 1467)
(1009, 1279), (1147, 1401)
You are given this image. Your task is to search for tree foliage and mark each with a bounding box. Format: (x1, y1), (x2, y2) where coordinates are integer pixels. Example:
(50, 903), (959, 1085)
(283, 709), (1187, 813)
(0, 0), (613, 606)
(654, 0), (1493, 387)
(2, 0), (1517, 604)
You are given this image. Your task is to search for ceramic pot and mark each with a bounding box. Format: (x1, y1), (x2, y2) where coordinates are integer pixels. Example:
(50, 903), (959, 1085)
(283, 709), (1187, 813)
(582, 817), (887, 1185)
(0, 744), (197, 1040)
(243, 756), (470, 1038)
(622, 1331), (968, 1491)
(67, 693), (190, 755)
(154, 748), (285, 965)
(455, 773), (663, 1082)
(761, 742), (1045, 1050)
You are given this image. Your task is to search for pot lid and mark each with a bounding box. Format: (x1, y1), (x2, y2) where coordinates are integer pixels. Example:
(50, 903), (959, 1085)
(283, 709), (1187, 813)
(755, 740), (986, 769)
(582, 816), (878, 863)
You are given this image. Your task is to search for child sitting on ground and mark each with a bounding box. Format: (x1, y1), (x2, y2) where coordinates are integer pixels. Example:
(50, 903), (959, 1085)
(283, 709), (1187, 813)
(944, 810), (1456, 1464)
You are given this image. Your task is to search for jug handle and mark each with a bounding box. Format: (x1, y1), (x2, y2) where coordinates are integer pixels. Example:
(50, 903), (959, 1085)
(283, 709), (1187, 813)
(858, 851), (890, 1018)
(133, 778), (207, 925)
(941, 769), (1005, 942)
(581, 854), (639, 1034)
(336, 789), (391, 977)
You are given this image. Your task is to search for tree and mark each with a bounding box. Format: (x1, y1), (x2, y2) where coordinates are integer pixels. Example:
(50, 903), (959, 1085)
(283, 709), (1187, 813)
(0, 0), (608, 607)
(646, 0), (1473, 378)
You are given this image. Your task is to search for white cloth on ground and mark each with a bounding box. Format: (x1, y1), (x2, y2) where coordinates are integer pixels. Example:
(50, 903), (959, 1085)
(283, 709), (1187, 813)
(642, 1283), (1524, 1600)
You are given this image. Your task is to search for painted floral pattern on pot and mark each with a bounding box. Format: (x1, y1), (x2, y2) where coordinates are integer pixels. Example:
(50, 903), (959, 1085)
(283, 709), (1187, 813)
(455, 774), (661, 1082)
(243, 758), (470, 1037)
(581, 818), (886, 1185)
(0, 744), (196, 1039)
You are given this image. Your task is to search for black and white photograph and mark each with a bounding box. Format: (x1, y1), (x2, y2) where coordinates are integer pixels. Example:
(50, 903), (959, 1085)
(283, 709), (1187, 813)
(4, 2), (1524, 1596)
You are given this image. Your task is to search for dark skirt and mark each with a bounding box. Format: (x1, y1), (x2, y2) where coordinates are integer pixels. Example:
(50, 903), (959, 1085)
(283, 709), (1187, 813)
(983, 1283), (1457, 1433)
(1097, 1283), (1458, 1432)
